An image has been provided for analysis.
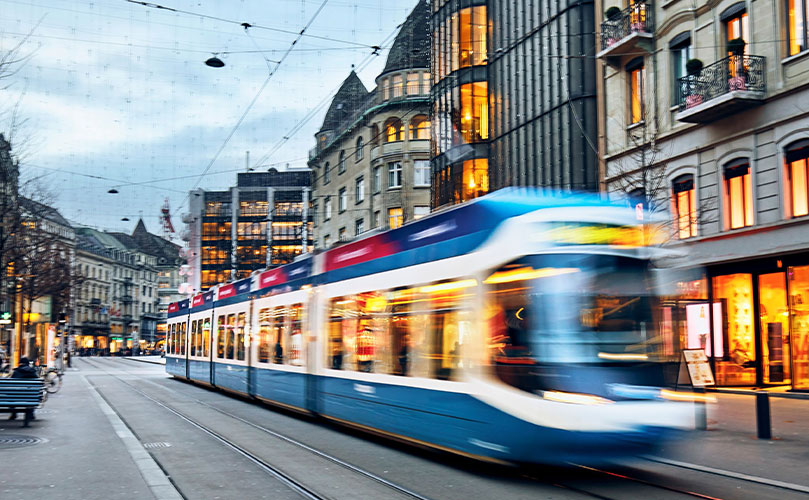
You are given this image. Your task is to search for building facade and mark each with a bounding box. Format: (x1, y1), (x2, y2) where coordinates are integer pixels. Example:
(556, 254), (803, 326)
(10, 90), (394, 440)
(185, 169), (313, 291)
(309, 1), (432, 247)
(598, 0), (809, 389)
(430, 0), (600, 209)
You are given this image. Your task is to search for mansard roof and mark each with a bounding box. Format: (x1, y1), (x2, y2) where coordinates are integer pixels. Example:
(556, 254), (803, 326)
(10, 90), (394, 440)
(318, 70), (370, 133)
(382, 0), (429, 75)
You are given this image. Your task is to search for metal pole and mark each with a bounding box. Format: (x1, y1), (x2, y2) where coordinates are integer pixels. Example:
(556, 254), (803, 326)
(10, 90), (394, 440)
(756, 392), (772, 439)
(694, 387), (707, 430)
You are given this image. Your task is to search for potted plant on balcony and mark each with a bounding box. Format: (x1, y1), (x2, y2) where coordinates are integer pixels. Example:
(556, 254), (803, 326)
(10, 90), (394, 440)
(604, 7), (622, 46)
(727, 38), (747, 91)
(684, 59), (704, 109)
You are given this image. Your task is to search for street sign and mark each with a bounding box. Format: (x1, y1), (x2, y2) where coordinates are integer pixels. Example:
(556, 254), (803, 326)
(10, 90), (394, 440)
(0, 311), (11, 325)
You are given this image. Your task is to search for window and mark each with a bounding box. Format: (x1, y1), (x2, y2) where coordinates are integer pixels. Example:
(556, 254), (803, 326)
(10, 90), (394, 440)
(324, 162), (331, 184)
(458, 6), (487, 67)
(670, 33), (691, 104)
(323, 234), (331, 248)
(356, 136), (364, 161)
(355, 218), (365, 235)
(385, 118), (403, 142)
(392, 74), (403, 98)
(339, 227), (347, 241)
(388, 207), (403, 229)
(414, 206), (430, 219)
(724, 7), (749, 54)
(724, 160), (754, 229)
(672, 175), (698, 238)
(338, 150), (346, 174)
(459, 82), (488, 142)
(410, 116), (430, 140)
(338, 188), (347, 212)
(422, 73), (431, 93)
(627, 58), (645, 124)
(414, 160), (430, 186)
(786, 140), (809, 217)
(373, 166), (382, 193)
(382, 78), (390, 100)
(406, 73), (419, 94)
(388, 162), (402, 188)
(325, 196), (332, 220)
(355, 176), (365, 203)
(788, 0), (809, 55)
(257, 308), (272, 363)
(373, 210), (381, 228)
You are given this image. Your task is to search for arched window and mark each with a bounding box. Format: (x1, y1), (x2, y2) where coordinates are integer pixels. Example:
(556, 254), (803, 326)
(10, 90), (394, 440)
(338, 150), (346, 174)
(370, 124), (380, 146)
(724, 158), (753, 229)
(410, 115), (431, 140)
(385, 118), (403, 142)
(324, 162), (331, 184)
(672, 174), (697, 238)
(356, 136), (364, 161)
(786, 139), (809, 217)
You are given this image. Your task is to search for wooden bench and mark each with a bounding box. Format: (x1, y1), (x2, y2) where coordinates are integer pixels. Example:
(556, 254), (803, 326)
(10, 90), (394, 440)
(0, 378), (45, 427)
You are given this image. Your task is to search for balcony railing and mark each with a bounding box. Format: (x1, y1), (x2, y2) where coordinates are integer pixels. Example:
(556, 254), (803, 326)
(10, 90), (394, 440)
(598, 2), (653, 62)
(675, 55), (766, 123)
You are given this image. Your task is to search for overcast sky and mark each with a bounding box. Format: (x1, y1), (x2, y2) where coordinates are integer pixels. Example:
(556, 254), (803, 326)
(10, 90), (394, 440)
(1, 0), (416, 238)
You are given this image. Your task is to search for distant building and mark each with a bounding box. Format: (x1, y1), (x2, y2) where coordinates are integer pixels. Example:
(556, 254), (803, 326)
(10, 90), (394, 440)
(308, 0), (431, 248)
(185, 169), (313, 291)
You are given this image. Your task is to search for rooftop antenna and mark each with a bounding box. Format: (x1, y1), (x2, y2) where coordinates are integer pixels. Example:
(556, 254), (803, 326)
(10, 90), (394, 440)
(161, 198), (176, 239)
(246, 150), (250, 172)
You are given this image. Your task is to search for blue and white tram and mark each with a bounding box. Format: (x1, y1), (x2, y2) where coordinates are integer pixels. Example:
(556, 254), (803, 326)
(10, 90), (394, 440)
(166, 189), (699, 464)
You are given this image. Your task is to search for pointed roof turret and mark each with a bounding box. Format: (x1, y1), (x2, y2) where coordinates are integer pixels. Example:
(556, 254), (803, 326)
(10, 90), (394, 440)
(382, 0), (429, 75)
(318, 70), (370, 133)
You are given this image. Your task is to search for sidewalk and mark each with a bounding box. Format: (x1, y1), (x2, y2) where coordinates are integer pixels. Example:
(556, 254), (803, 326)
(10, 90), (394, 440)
(0, 363), (176, 500)
(653, 391), (809, 491)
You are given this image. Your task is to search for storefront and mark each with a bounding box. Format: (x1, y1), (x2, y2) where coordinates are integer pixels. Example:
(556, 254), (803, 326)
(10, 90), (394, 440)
(670, 253), (809, 390)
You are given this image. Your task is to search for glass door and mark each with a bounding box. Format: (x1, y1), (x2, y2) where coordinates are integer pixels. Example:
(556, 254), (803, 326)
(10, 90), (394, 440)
(713, 273), (756, 385)
(790, 266), (809, 390)
(759, 272), (790, 384)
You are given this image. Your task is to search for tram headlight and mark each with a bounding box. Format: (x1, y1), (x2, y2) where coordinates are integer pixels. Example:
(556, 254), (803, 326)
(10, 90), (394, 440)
(541, 390), (614, 405)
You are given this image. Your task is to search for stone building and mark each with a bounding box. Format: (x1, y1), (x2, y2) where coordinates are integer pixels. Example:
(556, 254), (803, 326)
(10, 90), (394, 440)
(308, 0), (432, 248)
(597, 0), (809, 389)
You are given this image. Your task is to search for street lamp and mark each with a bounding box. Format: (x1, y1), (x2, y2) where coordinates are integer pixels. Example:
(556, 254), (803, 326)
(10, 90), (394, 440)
(205, 55), (225, 68)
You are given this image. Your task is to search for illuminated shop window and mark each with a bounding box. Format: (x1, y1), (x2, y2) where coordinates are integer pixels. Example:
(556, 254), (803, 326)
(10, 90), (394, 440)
(672, 174), (698, 238)
(460, 82), (488, 143)
(788, 0), (809, 56)
(713, 273), (756, 385)
(724, 160), (754, 229)
(388, 207), (403, 229)
(786, 140), (809, 217)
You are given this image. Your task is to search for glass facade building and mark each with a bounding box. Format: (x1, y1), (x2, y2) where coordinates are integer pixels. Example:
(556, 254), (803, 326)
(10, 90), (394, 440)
(430, 0), (599, 209)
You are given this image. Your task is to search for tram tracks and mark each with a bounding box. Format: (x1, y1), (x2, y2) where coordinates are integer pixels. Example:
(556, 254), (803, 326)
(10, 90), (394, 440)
(82, 358), (431, 500)
(87, 358), (802, 499)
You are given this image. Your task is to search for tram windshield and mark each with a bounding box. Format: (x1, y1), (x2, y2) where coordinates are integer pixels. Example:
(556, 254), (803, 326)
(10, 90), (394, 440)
(485, 253), (666, 394)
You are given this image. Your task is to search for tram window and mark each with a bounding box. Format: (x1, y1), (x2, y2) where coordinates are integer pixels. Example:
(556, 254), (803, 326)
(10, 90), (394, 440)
(258, 308), (272, 363)
(202, 319), (211, 357)
(196, 320), (203, 356)
(179, 322), (187, 355)
(169, 324), (174, 354)
(423, 280), (475, 380)
(216, 315), (226, 359)
(226, 314), (236, 359)
(355, 291), (388, 373)
(236, 312), (246, 361)
(289, 303), (304, 366)
(190, 320), (198, 356)
(273, 307), (286, 363)
(390, 288), (418, 376)
(328, 298), (356, 370)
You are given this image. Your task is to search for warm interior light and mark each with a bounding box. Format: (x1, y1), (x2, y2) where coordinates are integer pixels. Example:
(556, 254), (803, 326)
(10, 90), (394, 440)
(659, 389), (717, 403)
(419, 279), (477, 294)
(484, 267), (579, 285)
(597, 352), (649, 361)
(543, 391), (613, 405)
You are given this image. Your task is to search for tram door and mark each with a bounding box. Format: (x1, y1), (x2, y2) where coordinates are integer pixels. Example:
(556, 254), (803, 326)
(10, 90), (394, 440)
(759, 272), (790, 385)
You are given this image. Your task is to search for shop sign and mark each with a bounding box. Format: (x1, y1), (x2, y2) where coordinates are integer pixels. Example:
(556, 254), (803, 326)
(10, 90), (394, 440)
(682, 349), (716, 387)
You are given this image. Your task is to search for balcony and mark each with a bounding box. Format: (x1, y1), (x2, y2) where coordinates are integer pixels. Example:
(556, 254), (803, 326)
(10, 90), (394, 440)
(675, 55), (766, 123)
(121, 294), (133, 303)
(597, 2), (654, 65)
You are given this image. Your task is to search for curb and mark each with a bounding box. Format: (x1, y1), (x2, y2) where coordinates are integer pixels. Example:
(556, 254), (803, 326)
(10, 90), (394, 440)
(709, 388), (809, 400)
